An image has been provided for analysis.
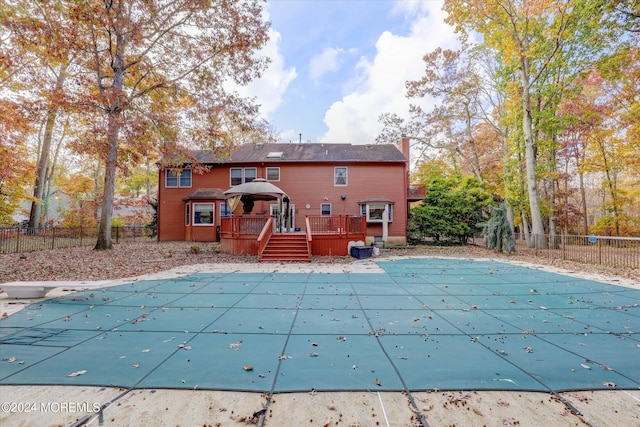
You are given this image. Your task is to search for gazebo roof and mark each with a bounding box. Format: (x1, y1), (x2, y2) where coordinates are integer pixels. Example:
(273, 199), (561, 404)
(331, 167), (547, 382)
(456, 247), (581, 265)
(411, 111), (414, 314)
(182, 188), (226, 201)
(223, 179), (290, 201)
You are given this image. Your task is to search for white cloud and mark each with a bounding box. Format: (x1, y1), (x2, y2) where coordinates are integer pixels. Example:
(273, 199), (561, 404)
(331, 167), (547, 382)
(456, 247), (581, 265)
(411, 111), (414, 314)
(318, 2), (459, 145)
(309, 47), (343, 81)
(238, 28), (297, 117)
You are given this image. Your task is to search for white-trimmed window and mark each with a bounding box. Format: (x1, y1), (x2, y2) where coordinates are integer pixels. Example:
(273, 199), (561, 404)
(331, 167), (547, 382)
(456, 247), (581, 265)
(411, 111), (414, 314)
(193, 203), (214, 225)
(334, 167), (347, 186)
(166, 169), (192, 188)
(321, 203), (332, 216)
(266, 167), (280, 181)
(185, 204), (190, 225)
(230, 168), (243, 186)
(244, 167), (257, 183)
(230, 167), (257, 185)
(360, 203), (393, 223)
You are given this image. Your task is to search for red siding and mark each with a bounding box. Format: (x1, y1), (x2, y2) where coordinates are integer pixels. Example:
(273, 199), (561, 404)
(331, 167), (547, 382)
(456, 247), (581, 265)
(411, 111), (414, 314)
(158, 160), (408, 244)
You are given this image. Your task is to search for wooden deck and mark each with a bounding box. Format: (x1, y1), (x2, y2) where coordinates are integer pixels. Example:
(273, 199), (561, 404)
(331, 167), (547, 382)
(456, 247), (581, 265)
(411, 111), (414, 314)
(220, 215), (366, 257)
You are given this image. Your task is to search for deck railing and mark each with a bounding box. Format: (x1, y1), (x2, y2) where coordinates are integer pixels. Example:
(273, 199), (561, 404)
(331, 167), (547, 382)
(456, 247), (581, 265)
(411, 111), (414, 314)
(511, 233), (640, 269)
(220, 215), (269, 237)
(257, 217), (274, 257)
(305, 215), (365, 236)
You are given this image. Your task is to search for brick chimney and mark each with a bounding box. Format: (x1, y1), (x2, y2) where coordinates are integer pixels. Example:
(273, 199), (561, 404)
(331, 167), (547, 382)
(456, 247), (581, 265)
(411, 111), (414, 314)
(398, 135), (410, 163)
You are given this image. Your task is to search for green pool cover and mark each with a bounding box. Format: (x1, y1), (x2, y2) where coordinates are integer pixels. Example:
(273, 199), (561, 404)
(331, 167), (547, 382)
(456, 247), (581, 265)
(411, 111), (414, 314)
(1, 258), (638, 394)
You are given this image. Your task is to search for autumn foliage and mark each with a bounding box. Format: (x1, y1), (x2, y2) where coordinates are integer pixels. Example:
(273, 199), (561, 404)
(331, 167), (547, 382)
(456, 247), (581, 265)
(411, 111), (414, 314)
(379, 0), (639, 241)
(2, 0), (272, 246)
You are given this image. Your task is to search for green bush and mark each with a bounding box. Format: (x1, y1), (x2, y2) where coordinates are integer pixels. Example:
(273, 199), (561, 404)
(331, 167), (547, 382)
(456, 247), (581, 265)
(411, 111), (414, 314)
(408, 175), (492, 244)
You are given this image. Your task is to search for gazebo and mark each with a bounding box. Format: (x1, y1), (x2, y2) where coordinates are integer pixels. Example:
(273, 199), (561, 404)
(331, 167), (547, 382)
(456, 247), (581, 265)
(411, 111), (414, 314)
(222, 179), (291, 231)
(219, 178), (366, 260)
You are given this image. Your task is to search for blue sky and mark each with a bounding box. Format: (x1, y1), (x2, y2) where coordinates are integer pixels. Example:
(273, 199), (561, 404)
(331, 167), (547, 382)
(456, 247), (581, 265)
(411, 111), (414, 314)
(242, 0), (460, 144)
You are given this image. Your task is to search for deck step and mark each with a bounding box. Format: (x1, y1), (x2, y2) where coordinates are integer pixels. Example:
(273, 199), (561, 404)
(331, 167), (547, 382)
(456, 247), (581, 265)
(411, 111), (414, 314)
(260, 234), (311, 262)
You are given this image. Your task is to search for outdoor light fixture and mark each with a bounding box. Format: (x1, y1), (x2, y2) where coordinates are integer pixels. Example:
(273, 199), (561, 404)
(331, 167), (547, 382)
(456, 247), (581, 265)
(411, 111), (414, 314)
(341, 194), (347, 200)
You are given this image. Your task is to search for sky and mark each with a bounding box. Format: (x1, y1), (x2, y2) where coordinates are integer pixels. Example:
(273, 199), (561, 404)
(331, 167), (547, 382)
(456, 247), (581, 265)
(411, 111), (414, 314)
(240, 0), (460, 145)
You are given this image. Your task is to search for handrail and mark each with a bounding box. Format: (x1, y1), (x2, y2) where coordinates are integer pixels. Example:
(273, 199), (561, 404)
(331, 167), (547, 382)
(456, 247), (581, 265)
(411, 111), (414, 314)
(257, 217), (273, 257)
(305, 217), (312, 258)
(305, 217), (312, 242)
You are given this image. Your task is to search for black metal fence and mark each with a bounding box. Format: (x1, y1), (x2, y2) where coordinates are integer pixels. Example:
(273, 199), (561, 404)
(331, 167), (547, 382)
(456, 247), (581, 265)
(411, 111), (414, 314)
(0, 226), (157, 254)
(511, 233), (640, 269)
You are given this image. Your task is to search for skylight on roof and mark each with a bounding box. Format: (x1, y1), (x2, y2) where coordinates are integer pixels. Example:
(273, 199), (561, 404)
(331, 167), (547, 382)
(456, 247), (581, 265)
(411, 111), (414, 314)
(267, 151), (283, 159)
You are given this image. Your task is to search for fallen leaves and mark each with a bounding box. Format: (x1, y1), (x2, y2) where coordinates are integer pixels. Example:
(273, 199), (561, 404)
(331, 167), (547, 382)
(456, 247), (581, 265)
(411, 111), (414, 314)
(67, 369), (87, 377)
(0, 242), (257, 283)
(227, 340), (242, 351)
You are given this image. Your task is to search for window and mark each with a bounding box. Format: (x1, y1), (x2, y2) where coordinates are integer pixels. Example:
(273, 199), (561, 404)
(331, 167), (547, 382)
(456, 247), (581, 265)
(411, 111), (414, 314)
(266, 167), (280, 181)
(185, 204), (190, 225)
(166, 169), (191, 188)
(334, 167), (347, 186)
(244, 168), (257, 183)
(230, 167), (257, 185)
(321, 203), (331, 216)
(230, 168), (242, 186)
(220, 202), (232, 216)
(193, 203), (214, 225)
(179, 170), (192, 187)
(360, 203), (393, 223)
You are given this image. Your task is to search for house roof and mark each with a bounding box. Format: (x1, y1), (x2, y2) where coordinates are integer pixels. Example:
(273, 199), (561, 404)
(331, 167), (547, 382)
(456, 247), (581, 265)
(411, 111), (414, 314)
(189, 143), (407, 164)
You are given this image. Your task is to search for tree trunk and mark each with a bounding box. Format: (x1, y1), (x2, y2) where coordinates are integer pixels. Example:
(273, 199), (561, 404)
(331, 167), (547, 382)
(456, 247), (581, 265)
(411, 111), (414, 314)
(520, 55), (548, 249)
(95, 14), (126, 250)
(579, 170), (588, 235)
(95, 112), (119, 250)
(521, 210), (531, 247)
(28, 65), (67, 233)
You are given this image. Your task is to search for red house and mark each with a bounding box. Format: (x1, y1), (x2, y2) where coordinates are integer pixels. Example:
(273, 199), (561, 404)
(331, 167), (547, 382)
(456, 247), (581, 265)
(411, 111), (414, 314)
(157, 137), (424, 260)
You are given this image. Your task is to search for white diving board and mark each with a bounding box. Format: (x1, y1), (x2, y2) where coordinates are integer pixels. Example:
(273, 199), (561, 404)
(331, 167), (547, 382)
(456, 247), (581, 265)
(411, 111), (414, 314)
(0, 281), (112, 299)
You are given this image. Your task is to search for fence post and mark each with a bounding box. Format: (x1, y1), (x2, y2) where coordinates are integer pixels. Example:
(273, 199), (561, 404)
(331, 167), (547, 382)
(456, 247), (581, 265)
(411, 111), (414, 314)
(51, 227), (56, 249)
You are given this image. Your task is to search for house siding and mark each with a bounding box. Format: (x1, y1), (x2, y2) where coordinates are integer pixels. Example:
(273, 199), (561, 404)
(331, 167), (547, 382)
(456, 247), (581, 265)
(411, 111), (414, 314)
(158, 143), (409, 246)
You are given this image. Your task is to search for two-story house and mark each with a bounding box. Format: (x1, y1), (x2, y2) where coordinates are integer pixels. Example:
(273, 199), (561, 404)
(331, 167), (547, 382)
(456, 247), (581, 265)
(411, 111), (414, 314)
(157, 137), (422, 259)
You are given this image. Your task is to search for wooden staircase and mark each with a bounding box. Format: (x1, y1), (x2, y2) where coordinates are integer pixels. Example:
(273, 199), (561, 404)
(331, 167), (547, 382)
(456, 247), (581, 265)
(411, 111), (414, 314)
(259, 233), (311, 262)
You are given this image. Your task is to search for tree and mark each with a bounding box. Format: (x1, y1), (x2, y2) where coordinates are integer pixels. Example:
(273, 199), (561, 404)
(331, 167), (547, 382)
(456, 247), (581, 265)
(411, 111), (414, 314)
(0, 103), (35, 225)
(443, 0), (631, 248)
(0, 6), (37, 225)
(378, 46), (497, 181)
(4, 1), (79, 232)
(53, 0), (270, 249)
(408, 174), (492, 244)
(407, 47), (484, 180)
(482, 203), (516, 253)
